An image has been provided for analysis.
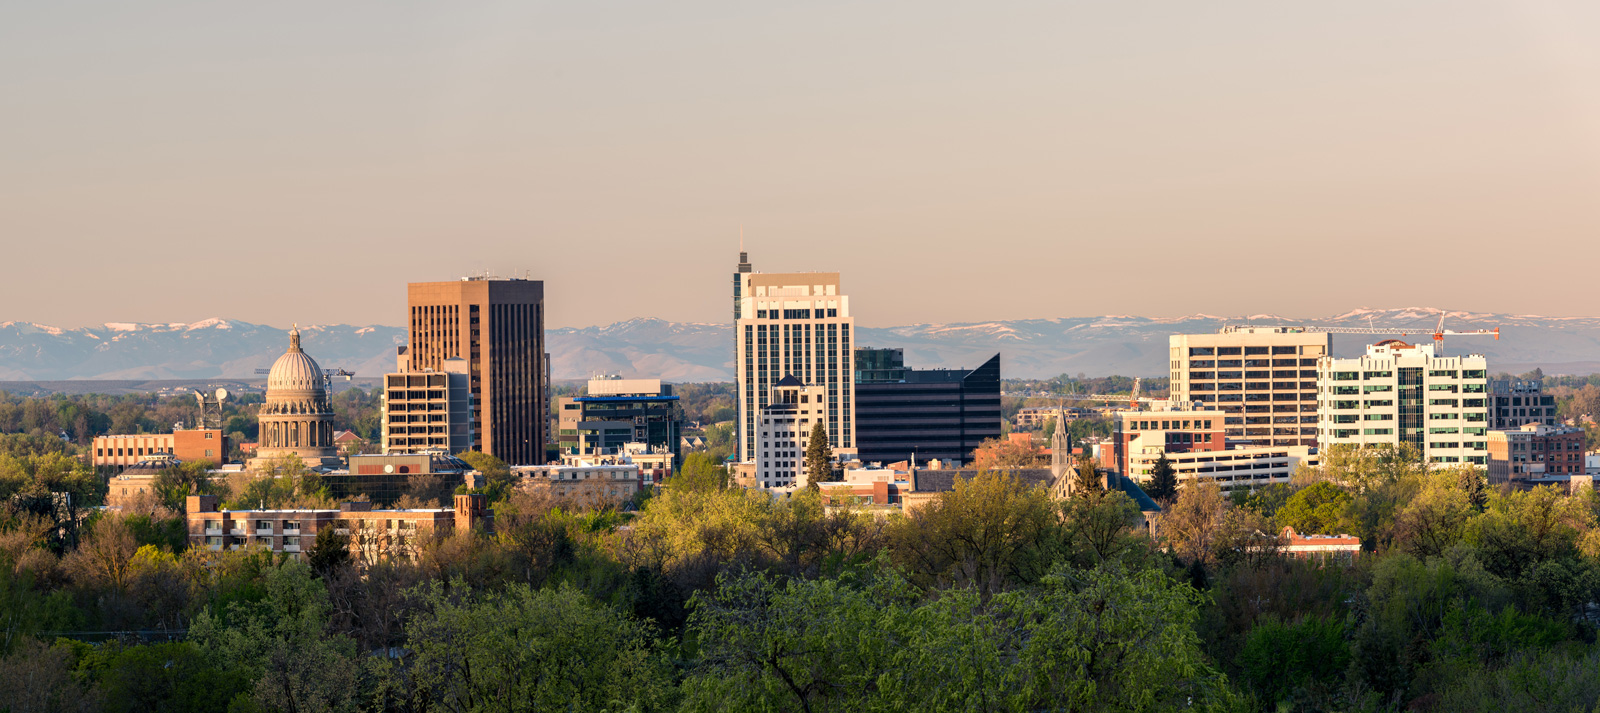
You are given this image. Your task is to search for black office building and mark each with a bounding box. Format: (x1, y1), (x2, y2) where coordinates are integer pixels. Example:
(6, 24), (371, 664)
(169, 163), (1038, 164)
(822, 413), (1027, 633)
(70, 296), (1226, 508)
(853, 351), (1001, 466)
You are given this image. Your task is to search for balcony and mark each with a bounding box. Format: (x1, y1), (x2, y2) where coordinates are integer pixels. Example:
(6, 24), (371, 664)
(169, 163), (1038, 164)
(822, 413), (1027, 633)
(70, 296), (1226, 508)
(256, 528), (273, 536)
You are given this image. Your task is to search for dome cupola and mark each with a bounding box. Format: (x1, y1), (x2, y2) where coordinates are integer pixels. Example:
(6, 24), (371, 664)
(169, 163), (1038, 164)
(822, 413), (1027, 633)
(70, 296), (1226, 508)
(267, 326), (326, 395)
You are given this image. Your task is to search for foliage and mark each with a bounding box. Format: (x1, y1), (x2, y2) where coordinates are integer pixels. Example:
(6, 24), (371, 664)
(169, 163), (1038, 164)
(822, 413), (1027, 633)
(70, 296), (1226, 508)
(803, 421), (834, 485)
(1276, 481), (1353, 536)
(968, 436), (1045, 470)
(1146, 452), (1177, 502)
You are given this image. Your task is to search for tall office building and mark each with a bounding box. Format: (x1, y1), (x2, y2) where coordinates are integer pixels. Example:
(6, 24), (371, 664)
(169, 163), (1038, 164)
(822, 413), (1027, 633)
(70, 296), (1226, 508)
(734, 254), (855, 462)
(407, 278), (546, 465)
(1316, 340), (1489, 465)
(853, 351), (1001, 466)
(1170, 327), (1332, 447)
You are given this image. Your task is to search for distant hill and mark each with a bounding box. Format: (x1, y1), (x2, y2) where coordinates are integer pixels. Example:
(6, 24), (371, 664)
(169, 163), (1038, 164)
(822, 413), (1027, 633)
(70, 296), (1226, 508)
(2, 309), (1598, 382)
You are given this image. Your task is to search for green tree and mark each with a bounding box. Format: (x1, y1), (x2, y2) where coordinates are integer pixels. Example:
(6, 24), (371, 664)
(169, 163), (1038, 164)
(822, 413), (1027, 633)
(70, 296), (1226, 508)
(1277, 482), (1354, 535)
(1146, 452), (1178, 502)
(803, 422), (834, 486)
(188, 560), (365, 713)
(387, 580), (676, 712)
(458, 450), (513, 501)
(305, 525), (351, 576)
(674, 452), (729, 492)
(887, 471), (1061, 596)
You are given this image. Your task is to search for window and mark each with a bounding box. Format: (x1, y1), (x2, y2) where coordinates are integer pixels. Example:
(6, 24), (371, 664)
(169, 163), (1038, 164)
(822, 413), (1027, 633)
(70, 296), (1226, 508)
(205, 432), (214, 439)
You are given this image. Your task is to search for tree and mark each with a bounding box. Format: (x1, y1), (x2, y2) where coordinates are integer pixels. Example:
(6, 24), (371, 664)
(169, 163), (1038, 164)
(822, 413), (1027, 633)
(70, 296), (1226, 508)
(1277, 482), (1354, 535)
(305, 525), (351, 576)
(1162, 481), (1228, 566)
(390, 581), (676, 712)
(64, 514), (139, 592)
(887, 471), (1061, 595)
(1146, 452), (1178, 502)
(674, 452), (729, 492)
(458, 450), (513, 501)
(969, 436), (1045, 470)
(1394, 473), (1475, 558)
(1072, 454), (1102, 498)
(803, 422), (834, 486)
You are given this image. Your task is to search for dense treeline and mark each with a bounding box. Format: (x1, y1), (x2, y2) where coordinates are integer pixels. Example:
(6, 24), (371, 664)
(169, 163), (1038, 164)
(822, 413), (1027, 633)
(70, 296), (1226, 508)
(4, 443), (1600, 710)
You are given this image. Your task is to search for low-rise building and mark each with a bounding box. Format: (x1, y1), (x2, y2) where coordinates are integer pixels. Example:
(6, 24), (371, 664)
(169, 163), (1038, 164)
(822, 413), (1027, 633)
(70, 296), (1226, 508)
(1281, 527), (1361, 562)
(1110, 406), (1226, 477)
(513, 463), (646, 506)
(93, 428), (227, 471)
(1126, 444), (1318, 494)
(327, 452), (478, 505)
(184, 493), (493, 562)
(1487, 423), (1587, 485)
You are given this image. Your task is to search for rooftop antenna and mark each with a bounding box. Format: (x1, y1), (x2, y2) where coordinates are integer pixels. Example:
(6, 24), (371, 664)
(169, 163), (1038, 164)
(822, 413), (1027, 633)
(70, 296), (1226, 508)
(739, 224), (744, 252)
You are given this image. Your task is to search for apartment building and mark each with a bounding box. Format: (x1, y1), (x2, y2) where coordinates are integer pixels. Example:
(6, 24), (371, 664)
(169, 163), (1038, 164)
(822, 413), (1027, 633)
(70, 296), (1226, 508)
(734, 253), (855, 463)
(1487, 423), (1587, 484)
(92, 428), (226, 470)
(184, 493), (492, 562)
(382, 353), (474, 455)
(1316, 341), (1489, 465)
(755, 376), (828, 488)
(1489, 379), (1557, 429)
(1170, 328), (1331, 448)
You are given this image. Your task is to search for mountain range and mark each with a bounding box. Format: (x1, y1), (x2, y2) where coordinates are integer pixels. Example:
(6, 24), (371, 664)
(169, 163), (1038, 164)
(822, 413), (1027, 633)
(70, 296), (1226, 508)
(2, 309), (1598, 382)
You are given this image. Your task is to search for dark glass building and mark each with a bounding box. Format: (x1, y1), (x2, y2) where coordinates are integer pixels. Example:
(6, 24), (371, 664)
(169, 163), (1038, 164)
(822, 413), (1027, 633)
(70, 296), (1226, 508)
(853, 353), (1001, 466)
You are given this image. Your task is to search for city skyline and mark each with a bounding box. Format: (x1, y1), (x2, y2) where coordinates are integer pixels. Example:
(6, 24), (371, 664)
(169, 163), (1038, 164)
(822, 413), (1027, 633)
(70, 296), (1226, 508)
(7, 3), (1600, 329)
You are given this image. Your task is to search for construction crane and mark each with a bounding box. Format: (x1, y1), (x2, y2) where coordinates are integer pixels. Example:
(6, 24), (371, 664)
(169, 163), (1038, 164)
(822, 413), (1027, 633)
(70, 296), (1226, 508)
(1222, 312), (1498, 355)
(1054, 379), (1187, 412)
(254, 367), (357, 390)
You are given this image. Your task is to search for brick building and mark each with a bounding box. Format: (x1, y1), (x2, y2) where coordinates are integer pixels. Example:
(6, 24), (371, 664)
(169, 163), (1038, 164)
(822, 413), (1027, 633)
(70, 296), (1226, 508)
(93, 428), (226, 470)
(185, 493), (492, 562)
(1487, 423), (1587, 484)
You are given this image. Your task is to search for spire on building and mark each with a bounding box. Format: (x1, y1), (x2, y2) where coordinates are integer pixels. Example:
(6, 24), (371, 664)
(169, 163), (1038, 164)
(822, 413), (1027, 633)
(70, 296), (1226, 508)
(1051, 402), (1072, 480)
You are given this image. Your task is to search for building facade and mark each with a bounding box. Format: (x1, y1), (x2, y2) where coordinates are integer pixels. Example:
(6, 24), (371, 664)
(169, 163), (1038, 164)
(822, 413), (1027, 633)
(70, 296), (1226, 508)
(1487, 423), (1587, 484)
(1489, 379), (1557, 430)
(1170, 327), (1331, 448)
(1125, 444), (1317, 494)
(1316, 341), (1490, 465)
(253, 328), (339, 468)
(513, 463), (647, 506)
(734, 255), (856, 463)
(93, 429), (226, 470)
(755, 376), (827, 488)
(185, 493), (492, 562)
(854, 347), (907, 384)
(1109, 406), (1226, 477)
(853, 353), (1001, 466)
(382, 353), (474, 455)
(407, 278), (546, 465)
(556, 377), (681, 463)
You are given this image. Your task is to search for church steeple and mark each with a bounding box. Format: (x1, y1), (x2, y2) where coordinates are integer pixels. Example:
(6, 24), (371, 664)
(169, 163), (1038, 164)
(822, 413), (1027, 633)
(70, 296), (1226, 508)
(1050, 403), (1071, 480)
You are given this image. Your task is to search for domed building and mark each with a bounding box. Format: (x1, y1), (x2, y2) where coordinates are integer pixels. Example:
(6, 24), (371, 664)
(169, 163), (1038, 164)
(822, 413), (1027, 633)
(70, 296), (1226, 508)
(252, 327), (339, 468)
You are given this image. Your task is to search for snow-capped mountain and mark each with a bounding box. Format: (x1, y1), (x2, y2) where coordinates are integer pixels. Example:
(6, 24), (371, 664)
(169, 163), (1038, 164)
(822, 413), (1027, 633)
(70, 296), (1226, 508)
(3, 309), (1599, 382)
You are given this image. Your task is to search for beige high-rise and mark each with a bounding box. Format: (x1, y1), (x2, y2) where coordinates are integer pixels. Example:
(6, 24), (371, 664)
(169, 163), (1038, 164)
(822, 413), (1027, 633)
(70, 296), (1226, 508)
(734, 256), (855, 463)
(1169, 327), (1331, 447)
(407, 278), (545, 465)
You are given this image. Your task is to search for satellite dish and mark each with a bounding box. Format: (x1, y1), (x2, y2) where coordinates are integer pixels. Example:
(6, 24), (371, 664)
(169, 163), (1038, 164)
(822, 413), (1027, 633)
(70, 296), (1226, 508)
(195, 391), (206, 405)
(383, 464), (395, 474)
(215, 388), (230, 402)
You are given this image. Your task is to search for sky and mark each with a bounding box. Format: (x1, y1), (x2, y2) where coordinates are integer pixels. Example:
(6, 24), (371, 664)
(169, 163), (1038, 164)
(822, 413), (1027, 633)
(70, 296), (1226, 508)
(4, 1), (1600, 330)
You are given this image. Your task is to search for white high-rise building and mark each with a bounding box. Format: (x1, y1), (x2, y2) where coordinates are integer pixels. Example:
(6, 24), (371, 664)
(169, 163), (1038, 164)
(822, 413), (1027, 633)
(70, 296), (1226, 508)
(1316, 340), (1490, 465)
(734, 254), (855, 463)
(755, 376), (827, 488)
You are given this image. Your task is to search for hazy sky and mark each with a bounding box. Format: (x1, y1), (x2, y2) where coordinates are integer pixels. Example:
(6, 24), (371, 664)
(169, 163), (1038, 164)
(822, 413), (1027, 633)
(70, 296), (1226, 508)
(4, 2), (1600, 330)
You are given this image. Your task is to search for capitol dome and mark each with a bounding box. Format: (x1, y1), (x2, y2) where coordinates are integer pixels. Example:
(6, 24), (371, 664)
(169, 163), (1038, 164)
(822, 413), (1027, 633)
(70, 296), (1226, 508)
(267, 327), (326, 394)
(252, 325), (338, 468)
